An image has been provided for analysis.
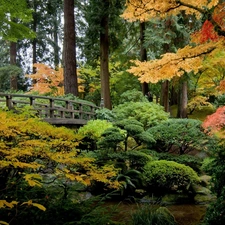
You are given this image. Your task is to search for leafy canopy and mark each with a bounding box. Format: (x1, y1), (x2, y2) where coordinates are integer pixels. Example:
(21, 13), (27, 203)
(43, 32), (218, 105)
(0, 0), (35, 41)
(122, 0), (225, 85)
(122, 0), (219, 22)
(112, 102), (169, 129)
(148, 118), (211, 154)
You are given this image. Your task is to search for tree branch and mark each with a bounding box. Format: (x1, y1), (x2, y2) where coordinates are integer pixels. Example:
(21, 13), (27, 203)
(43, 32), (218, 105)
(176, 0), (206, 14)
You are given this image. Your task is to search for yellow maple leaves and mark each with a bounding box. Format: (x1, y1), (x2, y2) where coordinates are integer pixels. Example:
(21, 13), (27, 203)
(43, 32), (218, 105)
(24, 174), (42, 187)
(21, 200), (46, 211)
(128, 41), (221, 83)
(122, 0), (219, 22)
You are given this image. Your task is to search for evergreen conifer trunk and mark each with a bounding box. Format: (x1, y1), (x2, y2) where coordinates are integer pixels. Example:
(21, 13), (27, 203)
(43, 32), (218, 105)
(100, 0), (111, 109)
(160, 80), (170, 112)
(140, 22), (149, 96)
(63, 0), (78, 96)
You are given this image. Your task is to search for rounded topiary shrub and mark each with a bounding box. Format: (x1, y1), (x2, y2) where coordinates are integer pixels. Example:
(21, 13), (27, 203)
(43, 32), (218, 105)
(143, 160), (200, 194)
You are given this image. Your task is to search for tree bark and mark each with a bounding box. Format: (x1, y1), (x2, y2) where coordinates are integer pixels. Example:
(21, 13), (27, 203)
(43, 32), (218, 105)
(100, 0), (111, 109)
(53, 5), (60, 70)
(170, 85), (178, 105)
(140, 22), (149, 96)
(63, 0), (78, 96)
(10, 42), (17, 90)
(160, 80), (170, 112)
(177, 78), (188, 118)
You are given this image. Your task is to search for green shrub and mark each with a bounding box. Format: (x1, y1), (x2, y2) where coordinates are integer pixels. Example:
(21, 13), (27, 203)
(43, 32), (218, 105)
(125, 150), (153, 171)
(115, 119), (155, 151)
(214, 94), (225, 108)
(202, 144), (225, 224)
(113, 102), (169, 129)
(203, 197), (225, 225)
(96, 107), (116, 121)
(147, 118), (212, 154)
(98, 127), (124, 151)
(131, 205), (177, 225)
(157, 152), (203, 174)
(118, 89), (148, 104)
(78, 119), (113, 150)
(143, 160), (200, 193)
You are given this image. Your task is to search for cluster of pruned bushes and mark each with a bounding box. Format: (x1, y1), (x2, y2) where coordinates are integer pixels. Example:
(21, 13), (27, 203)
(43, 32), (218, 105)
(1, 90), (223, 224)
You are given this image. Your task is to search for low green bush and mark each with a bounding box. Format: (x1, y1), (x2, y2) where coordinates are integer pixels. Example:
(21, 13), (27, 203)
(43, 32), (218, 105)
(143, 160), (200, 194)
(156, 152), (203, 174)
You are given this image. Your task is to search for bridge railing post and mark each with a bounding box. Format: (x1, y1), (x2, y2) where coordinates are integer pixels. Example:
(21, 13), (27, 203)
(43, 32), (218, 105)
(79, 103), (83, 120)
(66, 101), (74, 119)
(49, 99), (55, 118)
(29, 96), (35, 106)
(6, 95), (13, 109)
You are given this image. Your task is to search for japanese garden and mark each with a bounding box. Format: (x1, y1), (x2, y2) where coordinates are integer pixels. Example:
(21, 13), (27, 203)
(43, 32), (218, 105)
(0, 0), (225, 225)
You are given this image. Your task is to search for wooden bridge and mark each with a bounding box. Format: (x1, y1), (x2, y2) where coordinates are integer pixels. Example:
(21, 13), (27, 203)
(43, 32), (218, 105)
(0, 93), (99, 125)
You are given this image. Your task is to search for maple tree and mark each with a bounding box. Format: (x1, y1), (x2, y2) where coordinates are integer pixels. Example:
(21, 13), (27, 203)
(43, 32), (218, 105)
(0, 109), (120, 224)
(122, 0), (220, 22)
(122, 0), (225, 118)
(26, 63), (85, 96)
(192, 48), (225, 96)
(122, 0), (225, 83)
(202, 106), (225, 136)
(187, 95), (214, 115)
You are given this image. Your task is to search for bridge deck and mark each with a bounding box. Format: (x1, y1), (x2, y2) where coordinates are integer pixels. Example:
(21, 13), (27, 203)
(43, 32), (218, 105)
(0, 93), (99, 125)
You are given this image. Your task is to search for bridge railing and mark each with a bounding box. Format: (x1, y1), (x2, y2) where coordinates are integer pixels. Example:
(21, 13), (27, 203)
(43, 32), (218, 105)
(0, 93), (99, 125)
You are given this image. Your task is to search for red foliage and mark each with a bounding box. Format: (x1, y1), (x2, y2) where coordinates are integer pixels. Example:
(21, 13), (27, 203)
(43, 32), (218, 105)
(202, 106), (225, 134)
(199, 20), (220, 43)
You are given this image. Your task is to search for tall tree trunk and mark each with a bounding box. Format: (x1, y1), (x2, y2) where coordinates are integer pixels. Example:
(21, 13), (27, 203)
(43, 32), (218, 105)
(10, 42), (17, 90)
(170, 84), (178, 105)
(177, 78), (188, 118)
(63, 0), (78, 96)
(140, 22), (149, 96)
(160, 80), (169, 112)
(53, 21), (60, 70)
(53, 7), (60, 70)
(100, 0), (111, 109)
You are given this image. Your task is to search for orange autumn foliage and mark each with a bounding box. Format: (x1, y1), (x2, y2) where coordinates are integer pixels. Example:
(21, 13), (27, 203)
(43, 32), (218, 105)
(26, 63), (84, 96)
(122, 0), (225, 85)
(213, 2), (225, 31)
(122, 0), (219, 22)
(127, 41), (223, 83)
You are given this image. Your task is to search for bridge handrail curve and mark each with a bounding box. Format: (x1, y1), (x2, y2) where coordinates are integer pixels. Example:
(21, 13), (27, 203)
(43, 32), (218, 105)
(0, 93), (99, 125)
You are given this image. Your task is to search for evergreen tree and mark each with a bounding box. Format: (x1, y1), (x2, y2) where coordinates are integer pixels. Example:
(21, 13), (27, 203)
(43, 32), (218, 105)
(63, 0), (78, 95)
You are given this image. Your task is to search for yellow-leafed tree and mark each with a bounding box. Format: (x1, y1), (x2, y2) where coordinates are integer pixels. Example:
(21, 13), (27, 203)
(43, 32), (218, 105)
(0, 109), (120, 224)
(122, 0), (225, 117)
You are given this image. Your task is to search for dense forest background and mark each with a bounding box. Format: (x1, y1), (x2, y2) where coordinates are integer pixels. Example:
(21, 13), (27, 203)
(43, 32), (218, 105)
(1, 0), (223, 114)
(1, 0), (225, 225)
